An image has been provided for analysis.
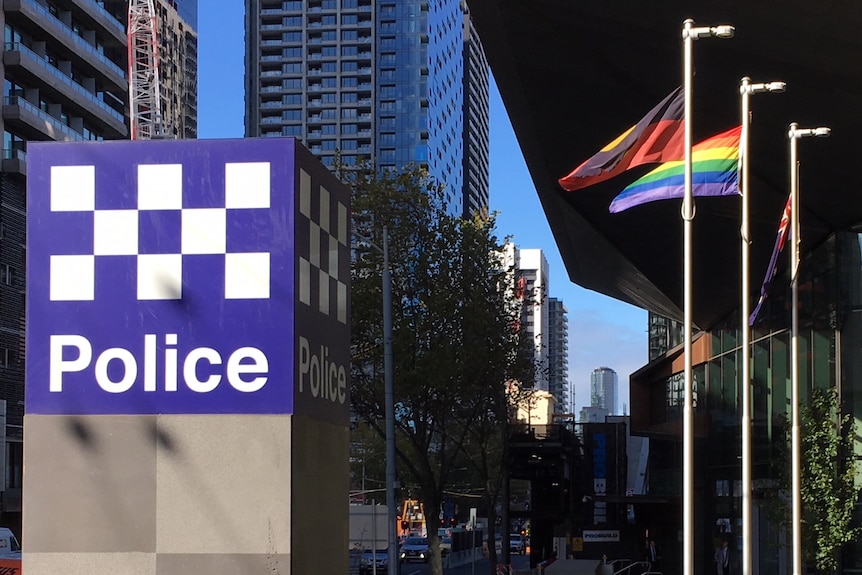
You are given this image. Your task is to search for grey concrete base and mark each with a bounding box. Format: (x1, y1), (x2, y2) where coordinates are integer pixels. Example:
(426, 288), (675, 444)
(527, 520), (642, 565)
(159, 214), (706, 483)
(156, 553), (291, 574)
(24, 553), (292, 574)
(24, 414), (347, 574)
(24, 553), (156, 574)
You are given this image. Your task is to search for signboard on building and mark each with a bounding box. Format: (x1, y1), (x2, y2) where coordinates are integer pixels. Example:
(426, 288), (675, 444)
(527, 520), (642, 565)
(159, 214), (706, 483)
(25, 138), (350, 422)
(583, 422), (625, 525)
(582, 530), (620, 543)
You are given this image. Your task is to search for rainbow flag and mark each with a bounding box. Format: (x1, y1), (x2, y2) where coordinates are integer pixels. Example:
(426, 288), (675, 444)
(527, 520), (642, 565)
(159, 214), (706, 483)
(609, 125), (741, 213)
(558, 87), (684, 191)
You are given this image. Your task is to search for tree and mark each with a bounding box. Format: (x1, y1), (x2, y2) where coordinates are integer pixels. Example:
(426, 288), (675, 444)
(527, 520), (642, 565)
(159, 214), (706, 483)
(347, 162), (532, 575)
(767, 387), (861, 574)
(799, 388), (861, 573)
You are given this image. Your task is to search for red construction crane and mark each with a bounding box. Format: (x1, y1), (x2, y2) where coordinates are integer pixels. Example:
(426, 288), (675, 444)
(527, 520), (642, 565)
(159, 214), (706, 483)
(128, 0), (165, 139)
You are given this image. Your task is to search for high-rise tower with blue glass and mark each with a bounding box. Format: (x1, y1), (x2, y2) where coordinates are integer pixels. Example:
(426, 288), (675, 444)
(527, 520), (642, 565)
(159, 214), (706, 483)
(244, 0), (490, 218)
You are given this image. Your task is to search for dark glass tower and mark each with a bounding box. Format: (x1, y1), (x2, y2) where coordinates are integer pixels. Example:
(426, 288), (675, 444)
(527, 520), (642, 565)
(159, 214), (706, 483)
(244, 0), (490, 217)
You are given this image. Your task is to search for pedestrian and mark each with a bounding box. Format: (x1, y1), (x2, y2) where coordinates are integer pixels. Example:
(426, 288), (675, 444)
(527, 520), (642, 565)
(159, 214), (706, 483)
(645, 539), (661, 572)
(714, 539), (730, 575)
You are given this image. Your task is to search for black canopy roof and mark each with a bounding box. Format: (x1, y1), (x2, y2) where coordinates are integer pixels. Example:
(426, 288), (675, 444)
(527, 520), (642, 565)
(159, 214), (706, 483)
(468, 0), (862, 329)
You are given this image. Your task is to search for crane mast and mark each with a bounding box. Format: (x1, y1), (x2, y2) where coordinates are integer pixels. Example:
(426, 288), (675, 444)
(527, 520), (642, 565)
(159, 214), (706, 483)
(128, 0), (164, 139)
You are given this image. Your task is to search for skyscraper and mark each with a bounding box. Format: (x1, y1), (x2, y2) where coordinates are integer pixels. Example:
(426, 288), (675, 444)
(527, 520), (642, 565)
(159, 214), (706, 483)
(1, 0), (130, 535)
(648, 311), (684, 361)
(0, 0), (199, 535)
(547, 297), (569, 415)
(244, 0), (490, 218)
(590, 367), (618, 415)
(516, 247), (549, 391)
(155, 0), (198, 138)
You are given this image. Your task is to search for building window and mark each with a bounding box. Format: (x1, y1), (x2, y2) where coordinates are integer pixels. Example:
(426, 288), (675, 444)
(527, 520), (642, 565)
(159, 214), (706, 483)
(1, 265), (14, 286)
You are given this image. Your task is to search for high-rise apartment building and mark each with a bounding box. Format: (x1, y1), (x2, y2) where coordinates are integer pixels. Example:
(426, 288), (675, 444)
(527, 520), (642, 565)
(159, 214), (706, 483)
(0, 0), (198, 535)
(648, 311), (684, 361)
(244, 0), (490, 218)
(547, 297), (569, 415)
(1, 0), (130, 534)
(155, 0), (198, 138)
(516, 248), (549, 391)
(590, 366), (618, 415)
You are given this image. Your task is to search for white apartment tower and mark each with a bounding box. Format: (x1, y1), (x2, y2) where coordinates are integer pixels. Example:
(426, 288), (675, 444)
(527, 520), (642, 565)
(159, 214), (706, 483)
(590, 366), (618, 415)
(514, 247), (549, 391)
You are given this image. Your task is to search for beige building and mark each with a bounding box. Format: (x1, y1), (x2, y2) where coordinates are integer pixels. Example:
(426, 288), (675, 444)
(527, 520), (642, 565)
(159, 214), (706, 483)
(515, 389), (556, 427)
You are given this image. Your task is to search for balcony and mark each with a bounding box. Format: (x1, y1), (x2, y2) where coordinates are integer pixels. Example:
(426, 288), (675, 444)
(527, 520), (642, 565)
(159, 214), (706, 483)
(3, 96), (84, 142)
(2, 149), (27, 176)
(71, 0), (126, 43)
(4, 43), (128, 137)
(6, 0), (128, 92)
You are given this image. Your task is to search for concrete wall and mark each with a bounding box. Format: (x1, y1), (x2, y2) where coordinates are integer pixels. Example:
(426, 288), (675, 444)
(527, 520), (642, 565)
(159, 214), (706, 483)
(23, 414), (311, 574)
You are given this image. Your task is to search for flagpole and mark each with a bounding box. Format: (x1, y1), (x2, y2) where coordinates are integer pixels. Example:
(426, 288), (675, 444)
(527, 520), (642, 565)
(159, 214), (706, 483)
(739, 77), (785, 575)
(681, 20), (733, 575)
(787, 122), (830, 575)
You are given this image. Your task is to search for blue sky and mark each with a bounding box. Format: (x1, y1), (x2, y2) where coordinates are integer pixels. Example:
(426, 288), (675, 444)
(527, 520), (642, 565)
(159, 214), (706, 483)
(197, 3), (645, 414)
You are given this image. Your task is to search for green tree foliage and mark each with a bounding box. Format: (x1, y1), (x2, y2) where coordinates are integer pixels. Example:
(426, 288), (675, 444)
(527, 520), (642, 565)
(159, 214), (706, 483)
(799, 388), (861, 573)
(767, 387), (861, 574)
(346, 162), (533, 575)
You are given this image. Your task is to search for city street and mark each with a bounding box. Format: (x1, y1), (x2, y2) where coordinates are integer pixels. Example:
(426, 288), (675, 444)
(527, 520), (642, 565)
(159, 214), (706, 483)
(394, 554), (531, 575)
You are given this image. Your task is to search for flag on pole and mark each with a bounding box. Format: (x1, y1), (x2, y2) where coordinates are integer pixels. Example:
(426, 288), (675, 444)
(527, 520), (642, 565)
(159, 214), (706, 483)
(609, 125), (741, 213)
(749, 195), (792, 325)
(558, 87), (684, 191)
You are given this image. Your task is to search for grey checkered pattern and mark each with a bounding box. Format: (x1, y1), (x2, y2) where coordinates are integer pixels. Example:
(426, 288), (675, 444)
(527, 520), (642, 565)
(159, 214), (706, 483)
(297, 168), (349, 324)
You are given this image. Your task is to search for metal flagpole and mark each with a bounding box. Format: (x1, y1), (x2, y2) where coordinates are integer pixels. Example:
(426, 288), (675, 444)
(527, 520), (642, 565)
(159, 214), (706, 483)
(787, 123), (830, 575)
(739, 77), (785, 575)
(681, 20), (733, 575)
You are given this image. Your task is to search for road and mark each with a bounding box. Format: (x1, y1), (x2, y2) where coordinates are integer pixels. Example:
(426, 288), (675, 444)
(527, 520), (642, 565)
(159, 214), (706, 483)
(395, 554), (531, 575)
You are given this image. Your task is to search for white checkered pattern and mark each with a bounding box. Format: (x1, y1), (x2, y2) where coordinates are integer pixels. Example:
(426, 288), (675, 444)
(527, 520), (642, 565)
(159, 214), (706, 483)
(48, 163), (272, 301)
(298, 168), (349, 324)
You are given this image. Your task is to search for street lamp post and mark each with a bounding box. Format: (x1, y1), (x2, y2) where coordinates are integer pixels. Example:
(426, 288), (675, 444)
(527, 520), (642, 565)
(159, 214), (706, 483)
(356, 224), (397, 574)
(681, 19), (733, 575)
(739, 77), (785, 575)
(381, 226), (398, 575)
(787, 124), (830, 575)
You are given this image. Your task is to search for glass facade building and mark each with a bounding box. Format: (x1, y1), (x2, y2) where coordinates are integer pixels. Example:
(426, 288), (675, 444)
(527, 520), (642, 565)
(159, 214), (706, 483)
(591, 367), (618, 415)
(631, 230), (862, 574)
(244, 0), (490, 218)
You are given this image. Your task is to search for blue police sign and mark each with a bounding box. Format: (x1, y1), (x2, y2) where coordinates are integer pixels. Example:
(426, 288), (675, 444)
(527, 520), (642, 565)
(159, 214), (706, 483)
(25, 138), (350, 418)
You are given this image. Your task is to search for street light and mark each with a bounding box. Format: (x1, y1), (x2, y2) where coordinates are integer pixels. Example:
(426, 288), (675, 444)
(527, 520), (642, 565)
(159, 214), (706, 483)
(788, 123), (830, 575)
(354, 224), (397, 575)
(681, 19), (733, 575)
(739, 76), (785, 575)
(381, 226), (398, 575)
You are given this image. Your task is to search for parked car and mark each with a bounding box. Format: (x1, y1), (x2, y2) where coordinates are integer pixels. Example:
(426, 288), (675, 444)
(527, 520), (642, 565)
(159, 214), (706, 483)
(399, 536), (430, 563)
(509, 533), (526, 554)
(360, 549), (388, 574)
